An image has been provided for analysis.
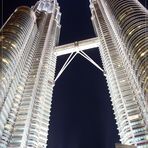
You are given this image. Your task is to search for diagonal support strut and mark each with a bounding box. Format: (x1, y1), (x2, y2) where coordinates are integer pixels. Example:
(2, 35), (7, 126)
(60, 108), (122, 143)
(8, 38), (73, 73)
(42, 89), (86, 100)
(54, 52), (78, 82)
(78, 50), (104, 72)
(54, 37), (104, 82)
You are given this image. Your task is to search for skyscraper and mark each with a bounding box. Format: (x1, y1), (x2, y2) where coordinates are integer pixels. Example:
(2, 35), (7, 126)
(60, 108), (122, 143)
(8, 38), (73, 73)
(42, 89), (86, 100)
(0, 0), (148, 148)
(90, 0), (148, 147)
(0, 0), (61, 147)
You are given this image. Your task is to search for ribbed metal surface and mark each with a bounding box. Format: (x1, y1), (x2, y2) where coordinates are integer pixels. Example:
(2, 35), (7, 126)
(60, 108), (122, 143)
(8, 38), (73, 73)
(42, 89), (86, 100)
(0, 7), (36, 109)
(0, 7), (36, 146)
(90, 0), (148, 147)
(107, 0), (148, 101)
(0, 1), (61, 147)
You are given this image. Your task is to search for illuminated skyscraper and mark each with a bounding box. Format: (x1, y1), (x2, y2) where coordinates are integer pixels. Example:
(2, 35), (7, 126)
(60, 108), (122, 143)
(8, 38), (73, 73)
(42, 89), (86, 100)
(0, 0), (61, 147)
(0, 0), (148, 147)
(90, 0), (148, 147)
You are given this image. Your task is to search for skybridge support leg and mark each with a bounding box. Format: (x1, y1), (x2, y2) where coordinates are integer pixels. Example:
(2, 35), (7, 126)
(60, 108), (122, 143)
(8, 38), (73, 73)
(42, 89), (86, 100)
(54, 37), (104, 82)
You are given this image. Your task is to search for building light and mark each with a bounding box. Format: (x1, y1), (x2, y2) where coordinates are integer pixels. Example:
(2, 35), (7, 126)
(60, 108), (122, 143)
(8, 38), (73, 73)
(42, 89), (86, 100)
(140, 51), (147, 57)
(5, 124), (12, 130)
(2, 58), (9, 64)
(11, 43), (16, 48)
(18, 86), (23, 91)
(2, 77), (6, 80)
(138, 25), (142, 28)
(135, 43), (139, 47)
(0, 35), (5, 41)
(16, 94), (21, 99)
(44, 65), (48, 68)
(120, 79), (126, 83)
(119, 13), (126, 21)
(133, 98), (136, 101)
(128, 114), (139, 120)
(128, 29), (135, 35)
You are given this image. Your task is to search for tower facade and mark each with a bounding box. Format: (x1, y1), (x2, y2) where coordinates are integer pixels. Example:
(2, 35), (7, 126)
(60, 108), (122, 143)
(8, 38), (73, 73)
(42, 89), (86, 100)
(90, 0), (148, 147)
(0, 0), (61, 147)
(0, 0), (148, 147)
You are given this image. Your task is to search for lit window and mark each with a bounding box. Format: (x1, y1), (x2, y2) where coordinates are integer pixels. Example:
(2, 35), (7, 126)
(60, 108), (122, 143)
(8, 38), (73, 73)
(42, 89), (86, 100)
(16, 94), (21, 99)
(1, 77), (6, 81)
(119, 13), (126, 21)
(138, 25), (142, 28)
(18, 86), (23, 91)
(44, 65), (48, 68)
(0, 35), (5, 41)
(16, 24), (20, 27)
(11, 43), (16, 48)
(140, 50), (147, 57)
(128, 29), (135, 35)
(128, 114), (139, 120)
(133, 98), (136, 101)
(2, 58), (9, 64)
(5, 124), (12, 130)
(135, 43), (139, 47)
(120, 79), (126, 83)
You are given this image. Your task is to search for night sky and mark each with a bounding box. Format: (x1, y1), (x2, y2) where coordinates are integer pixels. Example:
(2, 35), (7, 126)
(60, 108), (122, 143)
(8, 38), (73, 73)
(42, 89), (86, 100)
(2, 0), (147, 148)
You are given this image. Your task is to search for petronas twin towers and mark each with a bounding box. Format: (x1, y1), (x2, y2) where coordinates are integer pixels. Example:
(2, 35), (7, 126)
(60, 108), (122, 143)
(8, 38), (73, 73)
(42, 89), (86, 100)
(0, 0), (147, 147)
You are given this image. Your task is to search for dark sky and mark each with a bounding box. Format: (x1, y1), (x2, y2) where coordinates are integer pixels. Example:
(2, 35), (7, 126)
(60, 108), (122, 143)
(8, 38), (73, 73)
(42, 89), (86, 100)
(2, 0), (147, 148)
